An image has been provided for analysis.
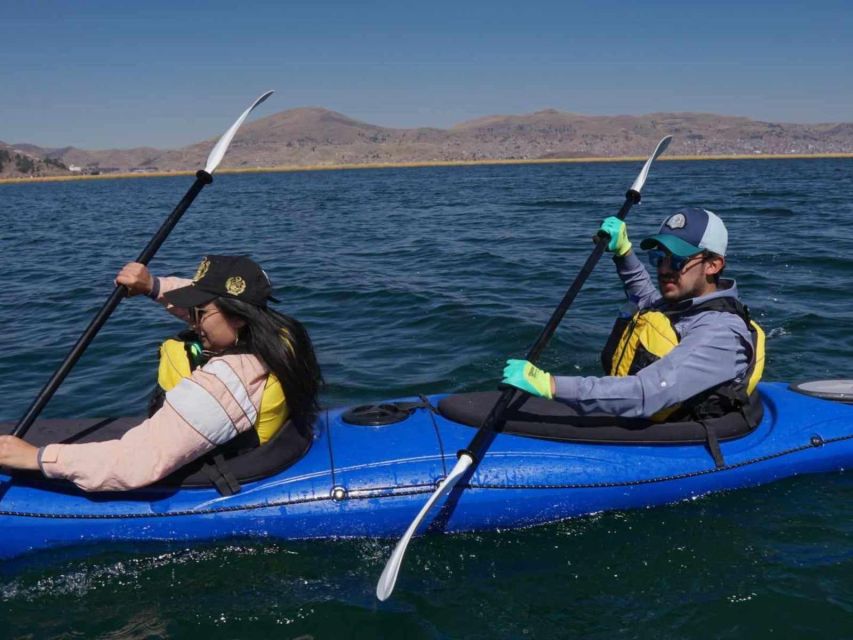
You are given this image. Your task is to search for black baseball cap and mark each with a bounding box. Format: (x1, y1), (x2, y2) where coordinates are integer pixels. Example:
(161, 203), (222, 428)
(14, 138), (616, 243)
(163, 255), (278, 308)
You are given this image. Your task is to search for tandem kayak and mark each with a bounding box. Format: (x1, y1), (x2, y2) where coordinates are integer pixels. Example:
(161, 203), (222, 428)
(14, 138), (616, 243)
(1, 381), (852, 560)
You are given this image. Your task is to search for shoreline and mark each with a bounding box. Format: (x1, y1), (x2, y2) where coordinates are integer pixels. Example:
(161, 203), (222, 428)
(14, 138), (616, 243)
(2, 152), (852, 185)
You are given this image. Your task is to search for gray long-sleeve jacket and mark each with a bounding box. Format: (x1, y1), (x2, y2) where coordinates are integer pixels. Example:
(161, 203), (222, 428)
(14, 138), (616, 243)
(552, 251), (754, 418)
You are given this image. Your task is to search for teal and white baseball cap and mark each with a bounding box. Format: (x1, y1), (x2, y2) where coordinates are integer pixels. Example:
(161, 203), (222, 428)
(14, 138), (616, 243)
(639, 207), (728, 257)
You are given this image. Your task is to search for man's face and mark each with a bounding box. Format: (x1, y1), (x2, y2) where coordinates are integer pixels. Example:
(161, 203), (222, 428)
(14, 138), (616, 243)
(651, 249), (721, 301)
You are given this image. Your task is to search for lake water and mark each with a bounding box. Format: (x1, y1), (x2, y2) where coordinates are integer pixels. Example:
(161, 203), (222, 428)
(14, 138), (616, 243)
(1, 158), (852, 638)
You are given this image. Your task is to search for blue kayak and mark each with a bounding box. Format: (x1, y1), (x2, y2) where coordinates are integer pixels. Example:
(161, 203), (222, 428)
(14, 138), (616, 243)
(1, 381), (852, 560)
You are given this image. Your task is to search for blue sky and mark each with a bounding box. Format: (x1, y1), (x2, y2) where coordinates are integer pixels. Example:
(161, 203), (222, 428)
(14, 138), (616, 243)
(2, 0), (851, 149)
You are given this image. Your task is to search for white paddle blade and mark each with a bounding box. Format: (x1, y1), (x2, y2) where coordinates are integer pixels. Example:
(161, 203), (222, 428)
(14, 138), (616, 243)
(203, 90), (274, 175)
(629, 135), (672, 194)
(376, 454), (474, 601)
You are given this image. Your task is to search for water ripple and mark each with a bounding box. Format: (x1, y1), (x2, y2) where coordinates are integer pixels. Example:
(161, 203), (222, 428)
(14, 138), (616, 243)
(2, 158), (853, 637)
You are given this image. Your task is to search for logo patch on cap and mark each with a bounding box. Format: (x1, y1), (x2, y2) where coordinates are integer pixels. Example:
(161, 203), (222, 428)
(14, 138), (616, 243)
(193, 258), (210, 282)
(225, 276), (246, 296)
(665, 214), (686, 229)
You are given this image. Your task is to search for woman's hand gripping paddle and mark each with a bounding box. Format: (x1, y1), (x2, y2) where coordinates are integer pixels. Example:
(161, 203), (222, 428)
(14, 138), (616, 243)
(11, 91), (274, 439)
(375, 135), (673, 602)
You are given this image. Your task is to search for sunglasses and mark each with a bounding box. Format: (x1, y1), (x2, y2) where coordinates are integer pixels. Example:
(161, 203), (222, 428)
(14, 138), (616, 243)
(189, 306), (220, 325)
(647, 249), (704, 272)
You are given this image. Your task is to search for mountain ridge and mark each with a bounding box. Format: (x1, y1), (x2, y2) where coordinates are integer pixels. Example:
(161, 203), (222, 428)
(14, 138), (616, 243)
(5, 108), (853, 178)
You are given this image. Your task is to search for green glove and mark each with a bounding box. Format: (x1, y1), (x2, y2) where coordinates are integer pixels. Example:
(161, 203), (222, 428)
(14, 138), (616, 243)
(502, 359), (554, 399)
(598, 216), (632, 257)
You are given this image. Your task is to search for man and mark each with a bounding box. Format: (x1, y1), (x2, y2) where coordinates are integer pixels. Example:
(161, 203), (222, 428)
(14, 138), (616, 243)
(501, 207), (764, 454)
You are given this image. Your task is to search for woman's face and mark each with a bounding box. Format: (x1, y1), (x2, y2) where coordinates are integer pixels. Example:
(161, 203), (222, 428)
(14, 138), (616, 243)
(189, 301), (245, 351)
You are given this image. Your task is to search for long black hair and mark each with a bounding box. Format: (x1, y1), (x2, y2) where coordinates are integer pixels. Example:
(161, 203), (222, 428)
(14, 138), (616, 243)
(214, 297), (323, 434)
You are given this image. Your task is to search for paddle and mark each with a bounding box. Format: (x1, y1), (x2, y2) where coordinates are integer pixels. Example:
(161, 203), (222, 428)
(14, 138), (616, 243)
(11, 91), (274, 439)
(375, 135), (673, 601)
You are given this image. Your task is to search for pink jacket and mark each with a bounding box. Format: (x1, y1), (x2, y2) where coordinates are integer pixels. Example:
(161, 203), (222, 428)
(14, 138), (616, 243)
(38, 277), (270, 492)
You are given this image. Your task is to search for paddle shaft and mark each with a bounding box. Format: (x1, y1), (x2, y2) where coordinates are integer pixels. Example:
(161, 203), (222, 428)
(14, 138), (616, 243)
(375, 136), (670, 602)
(12, 170), (214, 438)
(462, 188), (641, 461)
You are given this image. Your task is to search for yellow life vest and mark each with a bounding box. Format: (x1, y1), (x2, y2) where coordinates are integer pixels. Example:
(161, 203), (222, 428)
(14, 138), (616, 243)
(157, 338), (288, 444)
(601, 297), (765, 423)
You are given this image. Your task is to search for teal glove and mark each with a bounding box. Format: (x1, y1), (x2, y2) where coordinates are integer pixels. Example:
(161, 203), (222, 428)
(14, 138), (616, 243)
(598, 216), (632, 257)
(502, 359), (554, 399)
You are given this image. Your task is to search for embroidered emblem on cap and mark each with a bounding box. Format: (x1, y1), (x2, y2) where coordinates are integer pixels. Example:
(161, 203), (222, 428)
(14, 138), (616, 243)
(225, 276), (246, 296)
(666, 214), (686, 229)
(193, 258), (210, 282)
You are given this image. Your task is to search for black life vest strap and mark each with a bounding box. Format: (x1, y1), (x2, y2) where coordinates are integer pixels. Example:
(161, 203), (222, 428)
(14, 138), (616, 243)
(600, 315), (632, 373)
(669, 295), (752, 329)
(196, 423), (261, 496)
(698, 419), (725, 468)
(202, 452), (242, 496)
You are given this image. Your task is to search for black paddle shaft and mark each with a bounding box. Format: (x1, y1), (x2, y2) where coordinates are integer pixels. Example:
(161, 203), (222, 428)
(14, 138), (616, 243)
(12, 170), (214, 439)
(462, 188), (642, 462)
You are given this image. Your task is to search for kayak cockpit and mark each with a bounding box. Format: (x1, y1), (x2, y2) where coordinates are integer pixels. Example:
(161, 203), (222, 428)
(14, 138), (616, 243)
(0, 416), (313, 494)
(436, 391), (763, 445)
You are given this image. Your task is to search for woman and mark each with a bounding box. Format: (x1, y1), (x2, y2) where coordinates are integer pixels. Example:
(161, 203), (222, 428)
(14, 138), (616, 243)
(0, 255), (322, 491)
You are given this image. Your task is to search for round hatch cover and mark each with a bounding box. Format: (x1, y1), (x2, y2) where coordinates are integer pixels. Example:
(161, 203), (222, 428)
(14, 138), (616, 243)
(789, 380), (853, 403)
(341, 403), (413, 426)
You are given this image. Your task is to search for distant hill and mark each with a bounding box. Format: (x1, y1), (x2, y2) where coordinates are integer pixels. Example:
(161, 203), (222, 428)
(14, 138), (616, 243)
(4, 108), (853, 178)
(0, 141), (69, 178)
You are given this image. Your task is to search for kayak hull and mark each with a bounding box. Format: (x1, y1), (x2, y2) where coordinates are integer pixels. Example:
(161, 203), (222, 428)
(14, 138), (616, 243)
(1, 382), (852, 559)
